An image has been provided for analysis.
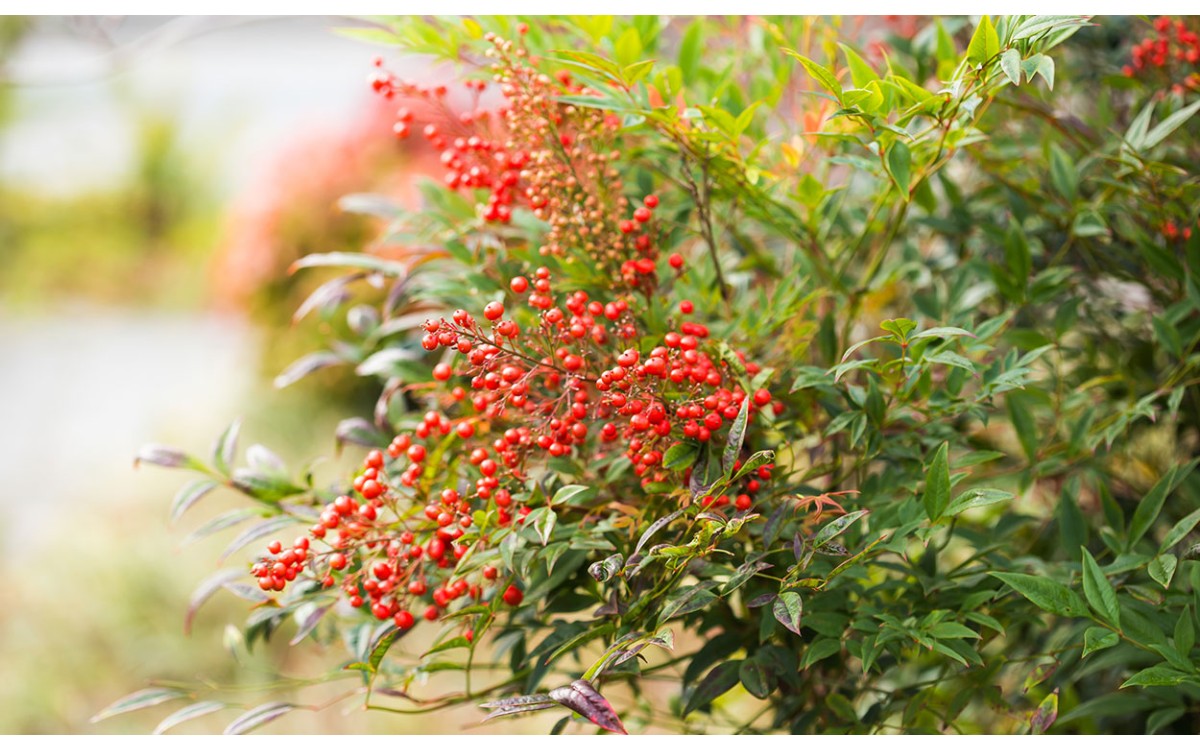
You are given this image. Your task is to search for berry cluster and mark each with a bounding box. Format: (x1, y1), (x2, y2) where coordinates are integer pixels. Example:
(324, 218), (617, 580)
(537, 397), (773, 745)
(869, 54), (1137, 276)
(245, 33), (781, 640)
(371, 32), (669, 292)
(1122, 16), (1200, 97)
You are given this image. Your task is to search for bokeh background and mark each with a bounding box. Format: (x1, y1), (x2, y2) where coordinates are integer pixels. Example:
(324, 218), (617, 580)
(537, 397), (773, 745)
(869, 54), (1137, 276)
(0, 15), (497, 734)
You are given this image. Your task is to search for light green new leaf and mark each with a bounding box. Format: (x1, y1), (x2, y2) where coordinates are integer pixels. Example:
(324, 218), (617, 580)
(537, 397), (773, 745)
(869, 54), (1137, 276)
(967, 16), (1000, 67)
(783, 49), (843, 103)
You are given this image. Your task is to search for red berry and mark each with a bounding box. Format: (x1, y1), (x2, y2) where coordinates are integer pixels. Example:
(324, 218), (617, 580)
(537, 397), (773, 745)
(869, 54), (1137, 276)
(433, 363), (452, 381)
(753, 388), (772, 407)
(633, 207), (652, 223)
(502, 584), (524, 606)
(679, 300), (694, 314)
(510, 276), (529, 293)
(668, 253), (684, 269)
(484, 301), (505, 321)
(394, 610), (415, 629)
(329, 553), (348, 570)
(644, 194), (659, 208)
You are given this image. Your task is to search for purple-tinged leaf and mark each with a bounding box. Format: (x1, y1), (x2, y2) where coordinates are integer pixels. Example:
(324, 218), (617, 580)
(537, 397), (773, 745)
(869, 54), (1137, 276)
(183, 508), (260, 546)
(222, 702), (298, 735)
(589, 553), (624, 582)
(289, 251), (409, 277)
(153, 700), (226, 734)
(169, 479), (219, 524)
(289, 603), (332, 646)
(480, 693), (554, 710)
(634, 508), (686, 557)
(747, 592), (778, 609)
(211, 418), (241, 474)
(1023, 662), (1058, 693)
(91, 687), (187, 723)
(660, 585), (718, 621)
(684, 661), (742, 717)
(246, 444), (287, 475)
(1030, 689), (1059, 734)
(134, 444), (202, 470)
(293, 272), (367, 323)
(549, 680), (627, 734)
(219, 516), (296, 563)
(184, 569), (243, 634)
(773, 591), (804, 635)
(334, 417), (387, 451)
(222, 581), (271, 604)
(274, 351), (345, 389)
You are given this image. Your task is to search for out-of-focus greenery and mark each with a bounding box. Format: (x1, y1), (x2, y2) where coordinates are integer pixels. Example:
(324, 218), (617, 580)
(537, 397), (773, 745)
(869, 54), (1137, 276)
(0, 111), (219, 310)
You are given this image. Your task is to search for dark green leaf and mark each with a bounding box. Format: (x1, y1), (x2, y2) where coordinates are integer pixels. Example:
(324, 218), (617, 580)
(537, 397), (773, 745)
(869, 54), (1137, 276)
(989, 572), (1089, 617)
(684, 661), (742, 716)
(1081, 549), (1121, 627)
(921, 442), (951, 521)
(1082, 626), (1119, 657)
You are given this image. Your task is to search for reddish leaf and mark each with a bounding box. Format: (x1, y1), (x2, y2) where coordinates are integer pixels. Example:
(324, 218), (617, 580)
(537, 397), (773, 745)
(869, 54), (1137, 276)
(548, 679), (627, 734)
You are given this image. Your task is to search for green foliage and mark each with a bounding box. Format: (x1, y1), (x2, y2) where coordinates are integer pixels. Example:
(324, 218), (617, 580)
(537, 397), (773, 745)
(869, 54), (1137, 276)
(131, 15), (1200, 735)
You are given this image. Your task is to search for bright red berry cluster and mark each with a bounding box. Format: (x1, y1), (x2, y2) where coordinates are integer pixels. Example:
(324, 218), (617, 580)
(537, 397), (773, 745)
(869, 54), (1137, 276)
(1123, 16), (1200, 97)
(246, 33), (782, 641)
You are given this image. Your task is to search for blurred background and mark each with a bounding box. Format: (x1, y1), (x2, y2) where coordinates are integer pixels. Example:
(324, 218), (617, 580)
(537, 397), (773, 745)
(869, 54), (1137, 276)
(0, 15), (489, 733)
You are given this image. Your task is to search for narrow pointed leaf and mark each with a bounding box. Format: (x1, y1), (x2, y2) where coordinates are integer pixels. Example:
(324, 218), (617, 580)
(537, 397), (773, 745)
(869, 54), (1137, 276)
(990, 572), (1089, 617)
(1081, 549), (1121, 627)
(548, 680), (626, 734)
(222, 702), (297, 735)
(153, 701), (226, 735)
(772, 591), (804, 635)
(91, 687), (187, 723)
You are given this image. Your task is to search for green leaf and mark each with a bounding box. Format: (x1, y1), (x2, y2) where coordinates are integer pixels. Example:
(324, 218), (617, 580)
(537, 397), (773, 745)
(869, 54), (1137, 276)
(1160, 507), (1200, 553)
(1081, 549), (1121, 627)
(930, 622), (979, 639)
(739, 659), (774, 699)
(722, 397), (750, 474)
(662, 442), (700, 470)
(91, 688), (187, 723)
(550, 484), (595, 506)
(1007, 392), (1039, 463)
(1142, 99), (1200, 150)
(782, 49), (842, 103)
(1082, 627), (1119, 657)
(801, 639), (841, 669)
(1130, 469), (1176, 548)
(1149, 554), (1177, 589)
(1121, 666), (1189, 688)
(989, 572), (1089, 617)
(772, 591), (804, 635)
(921, 442), (951, 522)
(684, 661), (742, 716)
(911, 326), (975, 341)
(967, 16), (1000, 67)
(660, 586), (718, 621)
(1049, 144), (1077, 201)
(924, 350), (977, 373)
(1021, 54), (1055, 89)
(1000, 48), (1022, 85)
(886, 140), (912, 197)
(212, 418), (241, 474)
(1176, 606), (1195, 657)
(838, 43), (878, 88)
(946, 488), (1012, 516)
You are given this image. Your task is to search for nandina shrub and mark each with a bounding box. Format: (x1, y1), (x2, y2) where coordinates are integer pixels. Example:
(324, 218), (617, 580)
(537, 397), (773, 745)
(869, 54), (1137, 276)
(115, 16), (1200, 734)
